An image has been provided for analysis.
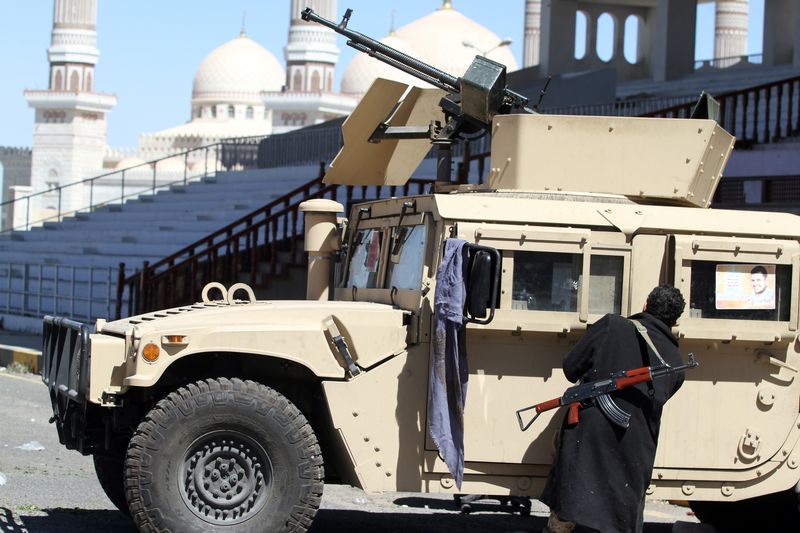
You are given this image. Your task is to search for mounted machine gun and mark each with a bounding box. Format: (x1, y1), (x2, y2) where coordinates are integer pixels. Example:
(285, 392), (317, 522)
(301, 7), (531, 181)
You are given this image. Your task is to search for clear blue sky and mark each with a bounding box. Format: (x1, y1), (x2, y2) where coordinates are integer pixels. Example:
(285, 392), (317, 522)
(0, 1), (764, 150)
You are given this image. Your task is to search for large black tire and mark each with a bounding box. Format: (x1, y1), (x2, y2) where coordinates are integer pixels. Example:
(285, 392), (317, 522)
(689, 487), (800, 531)
(124, 378), (323, 533)
(93, 453), (129, 515)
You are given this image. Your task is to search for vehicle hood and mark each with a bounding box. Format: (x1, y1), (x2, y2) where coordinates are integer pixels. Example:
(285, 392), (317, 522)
(100, 300), (409, 383)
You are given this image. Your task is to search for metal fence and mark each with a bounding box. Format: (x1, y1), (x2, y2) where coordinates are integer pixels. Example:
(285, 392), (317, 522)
(0, 262), (115, 323)
(0, 135), (267, 235)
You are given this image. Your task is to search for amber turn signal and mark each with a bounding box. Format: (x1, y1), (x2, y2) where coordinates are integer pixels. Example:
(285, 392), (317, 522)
(142, 342), (160, 362)
(161, 334), (189, 346)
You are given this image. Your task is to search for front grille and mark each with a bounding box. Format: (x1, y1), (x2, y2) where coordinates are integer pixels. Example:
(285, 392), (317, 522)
(42, 315), (90, 452)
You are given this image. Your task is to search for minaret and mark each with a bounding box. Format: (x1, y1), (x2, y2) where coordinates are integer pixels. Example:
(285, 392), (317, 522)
(23, 0), (116, 219)
(714, 0), (749, 62)
(523, 0), (541, 67)
(285, 0), (340, 93)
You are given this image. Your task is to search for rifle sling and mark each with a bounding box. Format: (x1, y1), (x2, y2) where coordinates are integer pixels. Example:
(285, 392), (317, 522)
(628, 318), (667, 400)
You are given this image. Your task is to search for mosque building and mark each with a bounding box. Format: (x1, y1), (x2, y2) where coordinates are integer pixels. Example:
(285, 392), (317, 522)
(135, 0), (519, 155)
(1, 0), (761, 229)
(3, 0), (521, 226)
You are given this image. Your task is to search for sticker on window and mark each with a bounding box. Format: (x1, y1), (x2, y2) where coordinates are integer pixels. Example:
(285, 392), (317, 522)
(715, 264), (776, 310)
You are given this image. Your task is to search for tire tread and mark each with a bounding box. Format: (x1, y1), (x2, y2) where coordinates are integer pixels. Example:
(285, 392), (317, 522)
(124, 377), (323, 533)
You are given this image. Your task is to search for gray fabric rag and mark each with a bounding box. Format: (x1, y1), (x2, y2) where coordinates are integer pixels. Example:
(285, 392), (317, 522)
(428, 238), (469, 489)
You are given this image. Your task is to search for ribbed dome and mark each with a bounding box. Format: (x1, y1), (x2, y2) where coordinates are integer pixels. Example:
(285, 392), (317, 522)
(341, 34), (424, 95)
(339, 3), (518, 96)
(192, 35), (284, 103)
(396, 4), (517, 78)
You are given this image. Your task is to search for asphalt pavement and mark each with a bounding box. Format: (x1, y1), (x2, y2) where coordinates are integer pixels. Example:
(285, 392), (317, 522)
(0, 367), (712, 533)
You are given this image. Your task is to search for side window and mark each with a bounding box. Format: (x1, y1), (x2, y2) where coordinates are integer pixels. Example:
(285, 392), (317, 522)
(511, 251), (624, 315)
(512, 251), (582, 312)
(346, 229), (383, 289)
(689, 261), (792, 321)
(385, 225), (426, 290)
(589, 255), (624, 315)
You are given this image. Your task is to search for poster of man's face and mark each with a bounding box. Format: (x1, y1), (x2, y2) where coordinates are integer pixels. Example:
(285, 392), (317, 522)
(715, 264), (776, 310)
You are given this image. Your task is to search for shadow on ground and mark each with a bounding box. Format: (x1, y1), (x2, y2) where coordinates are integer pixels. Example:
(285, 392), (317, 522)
(0, 507), (136, 533)
(1, 504), (692, 533)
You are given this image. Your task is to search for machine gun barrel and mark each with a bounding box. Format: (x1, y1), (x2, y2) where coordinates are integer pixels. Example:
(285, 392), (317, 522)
(301, 8), (459, 93)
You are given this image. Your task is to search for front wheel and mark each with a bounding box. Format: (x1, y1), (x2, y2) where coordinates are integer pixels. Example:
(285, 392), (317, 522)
(124, 378), (323, 532)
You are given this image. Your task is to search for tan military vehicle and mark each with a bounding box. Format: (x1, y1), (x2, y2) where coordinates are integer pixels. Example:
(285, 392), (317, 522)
(42, 9), (799, 533)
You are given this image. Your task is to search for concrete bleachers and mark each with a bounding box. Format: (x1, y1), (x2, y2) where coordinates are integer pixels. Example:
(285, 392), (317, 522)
(0, 164), (320, 331)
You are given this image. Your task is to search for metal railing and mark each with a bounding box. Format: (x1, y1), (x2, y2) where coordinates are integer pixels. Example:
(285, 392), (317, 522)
(642, 74), (800, 146)
(693, 53), (764, 70)
(0, 135), (267, 235)
(542, 95), (698, 118)
(120, 162), (436, 317)
(1, 262), (115, 323)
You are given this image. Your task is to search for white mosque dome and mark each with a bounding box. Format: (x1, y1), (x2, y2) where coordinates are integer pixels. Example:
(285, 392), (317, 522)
(395, 2), (518, 79)
(339, 2), (517, 96)
(341, 33), (426, 95)
(192, 34), (285, 103)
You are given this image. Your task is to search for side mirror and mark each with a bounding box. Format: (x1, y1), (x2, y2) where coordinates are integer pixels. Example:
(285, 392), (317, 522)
(465, 244), (501, 325)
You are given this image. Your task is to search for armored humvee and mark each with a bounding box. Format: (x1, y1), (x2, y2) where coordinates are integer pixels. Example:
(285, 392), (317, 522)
(41, 9), (800, 533)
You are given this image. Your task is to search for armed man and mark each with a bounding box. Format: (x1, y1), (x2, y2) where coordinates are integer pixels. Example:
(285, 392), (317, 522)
(541, 285), (688, 533)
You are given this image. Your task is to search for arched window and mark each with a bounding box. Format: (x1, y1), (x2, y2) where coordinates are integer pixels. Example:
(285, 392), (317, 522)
(69, 71), (80, 92)
(311, 71), (321, 92)
(54, 70), (63, 91)
(596, 13), (616, 62)
(227, 105), (235, 118)
(246, 106), (254, 119)
(264, 108), (269, 120)
(85, 72), (92, 92)
(293, 70), (303, 91)
(574, 11), (588, 60)
(211, 106), (217, 118)
(623, 15), (642, 64)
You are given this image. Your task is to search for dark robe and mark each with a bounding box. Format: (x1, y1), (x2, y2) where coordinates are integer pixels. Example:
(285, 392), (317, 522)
(540, 312), (685, 533)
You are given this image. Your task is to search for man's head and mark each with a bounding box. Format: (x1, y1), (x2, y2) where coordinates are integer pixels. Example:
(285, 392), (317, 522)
(750, 266), (768, 295)
(644, 285), (685, 327)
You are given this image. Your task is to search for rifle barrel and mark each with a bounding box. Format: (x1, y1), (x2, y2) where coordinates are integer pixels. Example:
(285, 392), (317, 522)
(301, 8), (460, 93)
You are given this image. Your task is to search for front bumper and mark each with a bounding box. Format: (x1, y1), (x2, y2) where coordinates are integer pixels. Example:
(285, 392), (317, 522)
(42, 315), (91, 453)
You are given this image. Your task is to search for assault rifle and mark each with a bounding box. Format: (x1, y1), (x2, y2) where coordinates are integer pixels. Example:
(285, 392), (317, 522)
(301, 7), (532, 141)
(515, 353), (698, 431)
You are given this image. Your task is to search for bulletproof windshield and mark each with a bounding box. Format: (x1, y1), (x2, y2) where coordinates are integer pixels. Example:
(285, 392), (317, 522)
(345, 228), (383, 288)
(385, 224), (426, 290)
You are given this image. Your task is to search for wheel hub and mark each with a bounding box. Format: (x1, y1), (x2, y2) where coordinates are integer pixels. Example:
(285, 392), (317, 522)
(180, 430), (272, 525)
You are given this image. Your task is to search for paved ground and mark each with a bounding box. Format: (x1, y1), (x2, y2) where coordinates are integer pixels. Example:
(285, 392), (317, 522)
(0, 366), (710, 532)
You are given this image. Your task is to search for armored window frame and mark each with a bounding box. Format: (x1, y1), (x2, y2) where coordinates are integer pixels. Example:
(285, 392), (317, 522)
(338, 212), (429, 296)
(454, 223), (630, 332)
(672, 235), (800, 340)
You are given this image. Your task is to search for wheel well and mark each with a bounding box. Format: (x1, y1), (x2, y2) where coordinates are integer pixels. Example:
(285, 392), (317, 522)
(152, 351), (321, 414)
(119, 352), (345, 480)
